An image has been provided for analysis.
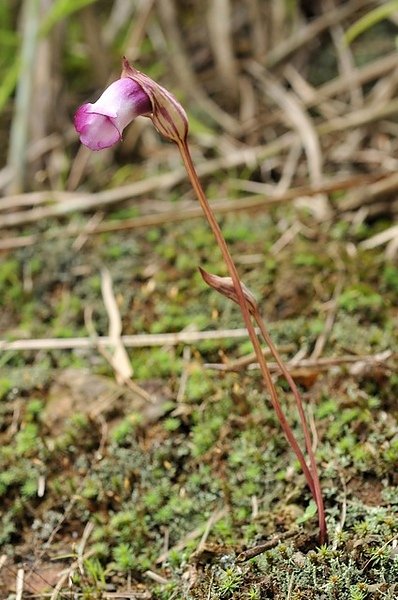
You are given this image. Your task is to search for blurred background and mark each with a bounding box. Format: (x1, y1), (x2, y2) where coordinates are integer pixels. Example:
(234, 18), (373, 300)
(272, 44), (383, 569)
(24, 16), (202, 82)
(2, 0), (398, 201)
(1, 1), (398, 597)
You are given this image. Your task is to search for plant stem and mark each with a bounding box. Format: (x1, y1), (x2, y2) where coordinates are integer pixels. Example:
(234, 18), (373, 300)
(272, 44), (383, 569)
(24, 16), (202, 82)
(253, 308), (327, 543)
(177, 139), (326, 538)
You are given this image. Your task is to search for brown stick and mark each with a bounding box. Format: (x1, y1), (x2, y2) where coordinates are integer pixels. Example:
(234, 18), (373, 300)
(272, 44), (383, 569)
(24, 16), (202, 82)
(0, 327), (262, 352)
(236, 529), (299, 562)
(204, 351), (394, 373)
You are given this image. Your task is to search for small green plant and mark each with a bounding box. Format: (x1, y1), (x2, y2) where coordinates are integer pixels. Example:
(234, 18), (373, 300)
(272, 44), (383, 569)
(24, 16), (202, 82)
(84, 557), (106, 587)
(111, 415), (141, 445)
(246, 586), (261, 600)
(349, 584), (368, 600)
(112, 542), (136, 571)
(21, 478), (37, 498)
(217, 566), (244, 598)
(15, 423), (39, 455)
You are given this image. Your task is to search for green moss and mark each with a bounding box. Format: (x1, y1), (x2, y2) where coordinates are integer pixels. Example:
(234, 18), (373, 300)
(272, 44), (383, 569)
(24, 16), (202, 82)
(338, 285), (384, 315)
(382, 264), (398, 292)
(15, 423), (39, 455)
(111, 414), (142, 445)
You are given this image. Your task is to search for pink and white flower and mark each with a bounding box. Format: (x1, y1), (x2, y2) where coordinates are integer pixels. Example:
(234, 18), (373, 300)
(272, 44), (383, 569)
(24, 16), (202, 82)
(74, 77), (152, 151)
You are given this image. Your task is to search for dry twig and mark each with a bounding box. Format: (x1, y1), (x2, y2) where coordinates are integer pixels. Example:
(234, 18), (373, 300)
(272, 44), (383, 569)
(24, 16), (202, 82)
(264, 0), (375, 68)
(204, 350), (393, 373)
(156, 0), (239, 133)
(0, 327), (261, 352)
(101, 268), (133, 385)
(0, 173), (383, 251)
(236, 529), (299, 562)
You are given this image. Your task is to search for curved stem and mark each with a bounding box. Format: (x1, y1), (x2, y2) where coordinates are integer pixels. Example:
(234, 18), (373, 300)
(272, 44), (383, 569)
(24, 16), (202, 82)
(253, 308), (327, 544)
(177, 139), (317, 501)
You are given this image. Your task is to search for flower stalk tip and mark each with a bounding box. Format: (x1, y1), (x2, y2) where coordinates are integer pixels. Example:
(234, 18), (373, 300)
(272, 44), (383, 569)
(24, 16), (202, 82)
(121, 57), (189, 144)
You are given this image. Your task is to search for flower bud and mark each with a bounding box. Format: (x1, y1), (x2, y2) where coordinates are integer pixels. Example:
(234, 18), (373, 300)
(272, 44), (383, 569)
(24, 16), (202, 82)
(121, 58), (189, 144)
(199, 267), (258, 314)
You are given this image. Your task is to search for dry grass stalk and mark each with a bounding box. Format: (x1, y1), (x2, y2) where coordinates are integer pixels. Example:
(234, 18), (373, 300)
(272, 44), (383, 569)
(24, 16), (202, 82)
(0, 173), (383, 251)
(15, 569), (24, 600)
(326, 0), (363, 110)
(84, 305), (151, 403)
(207, 0), (238, 100)
(205, 350), (394, 374)
(247, 63), (329, 219)
(156, 0), (239, 133)
(0, 140), (295, 227)
(7, 0), (40, 193)
(310, 280), (344, 361)
(360, 223), (398, 250)
(265, 0), (375, 68)
(0, 327), (264, 352)
(0, 156), (384, 231)
(341, 171), (398, 211)
(100, 268), (134, 385)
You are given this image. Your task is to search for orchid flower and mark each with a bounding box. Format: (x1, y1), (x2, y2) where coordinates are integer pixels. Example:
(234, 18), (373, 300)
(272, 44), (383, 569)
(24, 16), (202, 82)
(74, 59), (327, 544)
(74, 77), (152, 150)
(74, 58), (188, 150)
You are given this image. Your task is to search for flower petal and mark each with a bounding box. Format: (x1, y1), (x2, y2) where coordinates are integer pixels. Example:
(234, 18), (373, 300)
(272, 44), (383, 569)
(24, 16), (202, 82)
(74, 79), (151, 150)
(89, 78), (151, 120)
(74, 106), (121, 150)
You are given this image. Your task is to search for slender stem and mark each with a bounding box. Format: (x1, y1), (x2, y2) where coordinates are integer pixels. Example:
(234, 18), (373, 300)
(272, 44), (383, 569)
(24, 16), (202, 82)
(177, 139), (317, 501)
(253, 308), (327, 544)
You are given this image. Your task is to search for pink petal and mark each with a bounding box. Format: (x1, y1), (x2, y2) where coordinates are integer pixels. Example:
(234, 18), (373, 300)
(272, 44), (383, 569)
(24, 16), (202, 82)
(74, 106), (121, 150)
(74, 78), (151, 150)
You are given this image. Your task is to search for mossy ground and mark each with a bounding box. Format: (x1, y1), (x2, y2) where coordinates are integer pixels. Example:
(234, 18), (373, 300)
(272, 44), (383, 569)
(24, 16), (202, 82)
(0, 203), (397, 599)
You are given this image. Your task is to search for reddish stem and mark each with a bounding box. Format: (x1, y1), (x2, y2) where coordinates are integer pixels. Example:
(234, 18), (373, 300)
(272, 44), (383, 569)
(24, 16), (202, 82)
(177, 140), (323, 517)
(253, 308), (327, 544)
